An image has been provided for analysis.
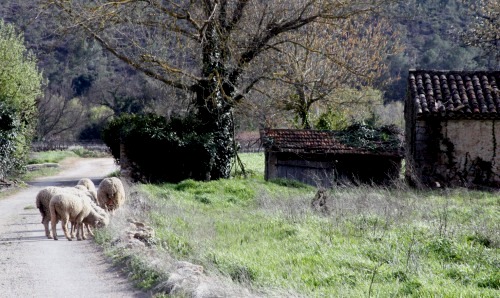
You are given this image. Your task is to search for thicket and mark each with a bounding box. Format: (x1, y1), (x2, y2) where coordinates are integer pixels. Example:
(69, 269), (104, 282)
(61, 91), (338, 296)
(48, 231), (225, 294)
(0, 20), (42, 180)
(102, 113), (218, 183)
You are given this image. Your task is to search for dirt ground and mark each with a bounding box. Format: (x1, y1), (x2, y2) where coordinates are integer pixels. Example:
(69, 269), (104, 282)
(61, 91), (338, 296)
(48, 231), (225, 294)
(0, 158), (149, 297)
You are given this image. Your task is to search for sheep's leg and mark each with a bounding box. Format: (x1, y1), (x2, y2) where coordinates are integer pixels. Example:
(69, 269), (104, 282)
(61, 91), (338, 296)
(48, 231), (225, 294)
(62, 219), (72, 241)
(70, 222), (76, 239)
(42, 216), (52, 239)
(51, 219), (58, 241)
(81, 222), (88, 240)
(76, 222), (84, 241)
(85, 224), (94, 237)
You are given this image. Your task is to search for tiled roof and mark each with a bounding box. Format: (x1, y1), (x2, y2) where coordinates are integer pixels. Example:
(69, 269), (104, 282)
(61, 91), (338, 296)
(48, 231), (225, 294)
(260, 128), (402, 156)
(408, 70), (500, 119)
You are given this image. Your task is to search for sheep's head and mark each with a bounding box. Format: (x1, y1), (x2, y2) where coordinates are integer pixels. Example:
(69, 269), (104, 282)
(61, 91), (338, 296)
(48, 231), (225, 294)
(96, 213), (110, 228)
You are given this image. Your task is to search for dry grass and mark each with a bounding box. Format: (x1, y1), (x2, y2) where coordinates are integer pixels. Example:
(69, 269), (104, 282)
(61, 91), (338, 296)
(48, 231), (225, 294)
(95, 154), (499, 297)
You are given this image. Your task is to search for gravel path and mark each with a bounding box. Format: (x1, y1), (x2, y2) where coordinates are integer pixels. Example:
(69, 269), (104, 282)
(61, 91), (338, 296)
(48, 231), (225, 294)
(0, 158), (149, 297)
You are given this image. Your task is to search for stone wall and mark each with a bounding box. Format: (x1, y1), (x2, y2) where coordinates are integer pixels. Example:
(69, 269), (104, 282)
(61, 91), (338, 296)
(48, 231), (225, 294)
(411, 119), (500, 188)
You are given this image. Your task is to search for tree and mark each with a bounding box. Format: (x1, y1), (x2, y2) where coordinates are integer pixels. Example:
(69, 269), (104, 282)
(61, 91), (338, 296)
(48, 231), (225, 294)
(260, 16), (400, 129)
(462, 0), (499, 68)
(382, 0), (494, 102)
(42, 0), (393, 180)
(0, 20), (42, 180)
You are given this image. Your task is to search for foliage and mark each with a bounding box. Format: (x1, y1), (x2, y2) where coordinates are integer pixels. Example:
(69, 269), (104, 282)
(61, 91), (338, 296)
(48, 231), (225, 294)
(313, 88), (386, 130)
(42, 0), (396, 180)
(315, 108), (349, 130)
(102, 113), (218, 183)
(0, 20), (42, 179)
(461, 0), (500, 67)
(334, 122), (403, 153)
(383, 0), (495, 102)
(99, 154), (499, 296)
(268, 16), (401, 129)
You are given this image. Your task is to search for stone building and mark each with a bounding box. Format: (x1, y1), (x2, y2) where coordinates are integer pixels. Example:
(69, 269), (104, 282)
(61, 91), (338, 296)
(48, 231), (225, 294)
(261, 127), (403, 187)
(405, 70), (500, 188)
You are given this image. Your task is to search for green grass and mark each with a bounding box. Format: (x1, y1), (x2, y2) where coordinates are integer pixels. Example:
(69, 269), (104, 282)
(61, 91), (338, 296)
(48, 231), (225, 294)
(27, 150), (78, 164)
(231, 152), (265, 178)
(20, 149), (110, 181)
(103, 153), (499, 296)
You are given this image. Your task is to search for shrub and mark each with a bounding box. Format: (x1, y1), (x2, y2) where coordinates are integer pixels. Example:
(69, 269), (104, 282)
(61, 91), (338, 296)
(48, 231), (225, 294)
(102, 113), (217, 182)
(0, 20), (42, 179)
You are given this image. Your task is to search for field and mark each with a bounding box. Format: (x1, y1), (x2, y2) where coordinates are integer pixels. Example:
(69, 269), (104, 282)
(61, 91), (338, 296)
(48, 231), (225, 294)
(97, 153), (499, 297)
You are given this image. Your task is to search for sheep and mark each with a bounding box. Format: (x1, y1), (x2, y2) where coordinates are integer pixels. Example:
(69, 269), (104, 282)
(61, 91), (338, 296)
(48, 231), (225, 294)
(70, 196), (109, 238)
(50, 192), (109, 241)
(97, 177), (126, 212)
(35, 186), (97, 239)
(76, 178), (97, 202)
(77, 198), (109, 238)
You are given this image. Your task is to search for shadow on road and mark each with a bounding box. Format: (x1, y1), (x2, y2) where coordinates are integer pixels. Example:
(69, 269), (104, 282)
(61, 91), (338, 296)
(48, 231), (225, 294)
(26, 178), (106, 188)
(0, 235), (49, 242)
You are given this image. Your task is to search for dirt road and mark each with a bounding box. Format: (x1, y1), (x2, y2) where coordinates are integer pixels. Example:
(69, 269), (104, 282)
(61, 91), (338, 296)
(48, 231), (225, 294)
(0, 158), (149, 297)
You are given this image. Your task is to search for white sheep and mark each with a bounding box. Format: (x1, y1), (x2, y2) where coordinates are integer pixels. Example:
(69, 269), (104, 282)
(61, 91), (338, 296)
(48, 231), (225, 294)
(50, 192), (109, 241)
(76, 178), (97, 202)
(97, 177), (126, 212)
(70, 196), (109, 238)
(35, 186), (97, 239)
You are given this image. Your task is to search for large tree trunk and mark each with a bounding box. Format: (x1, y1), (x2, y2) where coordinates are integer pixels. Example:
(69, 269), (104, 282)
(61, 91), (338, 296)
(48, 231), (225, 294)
(193, 24), (235, 180)
(194, 79), (235, 180)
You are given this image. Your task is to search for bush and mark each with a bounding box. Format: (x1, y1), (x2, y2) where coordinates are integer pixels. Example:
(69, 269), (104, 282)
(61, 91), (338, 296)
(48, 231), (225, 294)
(102, 113), (217, 183)
(0, 101), (23, 178)
(0, 20), (42, 179)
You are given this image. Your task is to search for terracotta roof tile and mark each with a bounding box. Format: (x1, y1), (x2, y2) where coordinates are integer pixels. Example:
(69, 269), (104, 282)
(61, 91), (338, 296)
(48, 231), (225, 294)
(261, 129), (402, 156)
(408, 70), (500, 119)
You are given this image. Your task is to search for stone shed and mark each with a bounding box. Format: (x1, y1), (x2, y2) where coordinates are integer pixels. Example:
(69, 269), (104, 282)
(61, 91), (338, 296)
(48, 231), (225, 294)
(261, 127), (403, 187)
(405, 69), (500, 188)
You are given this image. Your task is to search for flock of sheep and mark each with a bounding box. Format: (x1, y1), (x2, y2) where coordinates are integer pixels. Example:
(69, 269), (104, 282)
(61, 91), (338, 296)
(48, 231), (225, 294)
(35, 177), (126, 241)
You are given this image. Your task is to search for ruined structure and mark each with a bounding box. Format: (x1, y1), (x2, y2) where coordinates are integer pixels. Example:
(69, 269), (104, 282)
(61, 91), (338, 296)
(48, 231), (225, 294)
(261, 126), (403, 187)
(405, 70), (500, 188)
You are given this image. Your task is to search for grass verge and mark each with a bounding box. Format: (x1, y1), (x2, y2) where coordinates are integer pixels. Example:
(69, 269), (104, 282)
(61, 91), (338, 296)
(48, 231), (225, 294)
(98, 153), (499, 297)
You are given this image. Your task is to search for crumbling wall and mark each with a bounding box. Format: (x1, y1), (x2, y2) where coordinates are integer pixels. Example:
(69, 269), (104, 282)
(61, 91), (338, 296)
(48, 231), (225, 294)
(414, 119), (500, 188)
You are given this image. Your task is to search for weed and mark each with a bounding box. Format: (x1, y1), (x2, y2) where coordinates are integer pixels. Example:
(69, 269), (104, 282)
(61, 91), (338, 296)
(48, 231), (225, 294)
(466, 232), (494, 248)
(477, 272), (500, 289)
(174, 179), (198, 191)
(194, 195), (211, 204)
(96, 153), (500, 297)
(427, 237), (463, 263)
(269, 178), (310, 188)
(227, 264), (257, 283)
(399, 279), (422, 296)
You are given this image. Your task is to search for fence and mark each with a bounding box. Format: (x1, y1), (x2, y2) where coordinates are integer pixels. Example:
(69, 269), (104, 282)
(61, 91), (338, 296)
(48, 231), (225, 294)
(236, 137), (263, 153)
(31, 140), (109, 152)
(32, 138), (261, 153)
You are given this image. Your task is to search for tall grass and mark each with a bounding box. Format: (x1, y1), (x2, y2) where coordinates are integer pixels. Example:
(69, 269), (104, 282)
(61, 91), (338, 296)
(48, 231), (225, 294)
(98, 153), (499, 297)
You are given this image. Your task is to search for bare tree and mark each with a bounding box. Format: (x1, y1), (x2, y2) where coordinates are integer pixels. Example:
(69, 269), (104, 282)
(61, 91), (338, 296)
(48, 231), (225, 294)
(41, 0), (394, 179)
(258, 16), (400, 128)
(36, 87), (87, 141)
(462, 0), (500, 67)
